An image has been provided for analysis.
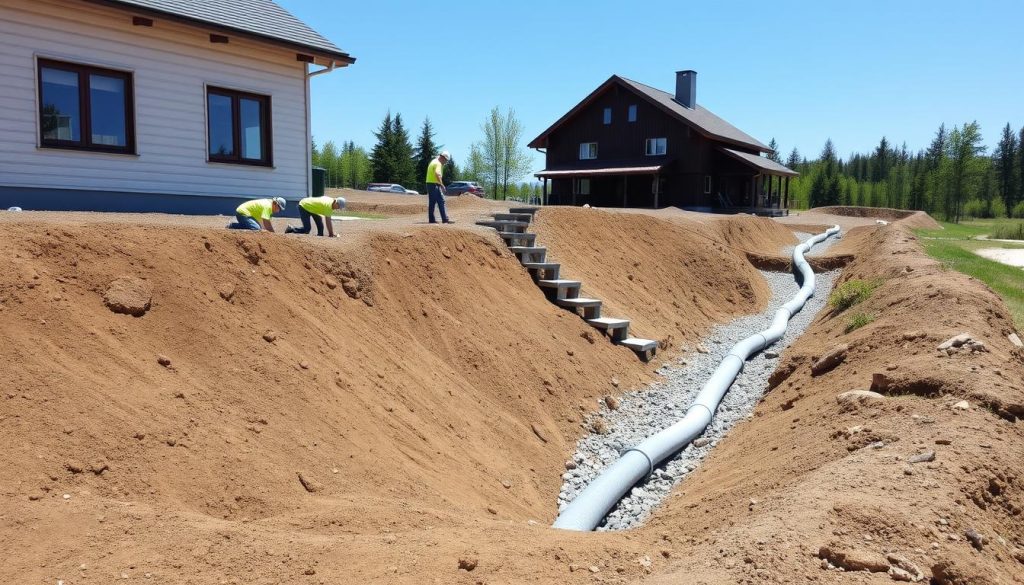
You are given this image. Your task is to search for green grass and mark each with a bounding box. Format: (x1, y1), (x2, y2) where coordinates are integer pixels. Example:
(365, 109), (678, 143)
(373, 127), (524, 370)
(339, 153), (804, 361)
(919, 239), (1024, 330)
(333, 210), (388, 220)
(829, 279), (882, 312)
(846, 312), (875, 333)
(991, 222), (1024, 240)
(916, 218), (1024, 240)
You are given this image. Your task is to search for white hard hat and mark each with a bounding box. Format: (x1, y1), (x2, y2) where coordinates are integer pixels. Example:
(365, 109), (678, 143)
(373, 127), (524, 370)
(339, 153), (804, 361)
(273, 196), (286, 210)
(335, 197), (346, 209)
(439, 151), (451, 160)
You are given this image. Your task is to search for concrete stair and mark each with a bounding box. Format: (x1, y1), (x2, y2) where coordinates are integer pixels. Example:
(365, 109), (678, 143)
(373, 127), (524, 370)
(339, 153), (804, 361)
(620, 338), (658, 362)
(586, 317), (630, 342)
(498, 231), (536, 246)
(476, 220), (529, 233)
(492, 212), (534, 222)
(537, 279), (582, 300)
(508, 207), (539, 216)
(522, 261), (560, 280)
(477, 207), (657, 361)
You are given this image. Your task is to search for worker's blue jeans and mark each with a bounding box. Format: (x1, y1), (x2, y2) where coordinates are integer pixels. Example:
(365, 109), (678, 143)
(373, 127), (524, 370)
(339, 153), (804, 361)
(292, 207), (325, 235)
(227, 213), (261, 230)
(427, 184), (449, 223)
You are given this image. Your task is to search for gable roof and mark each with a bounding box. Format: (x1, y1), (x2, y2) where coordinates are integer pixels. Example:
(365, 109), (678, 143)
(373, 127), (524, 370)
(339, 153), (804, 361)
(718, 147), (798, 177)
(528, 75), (769, 153)
(86, 0), (354, 64)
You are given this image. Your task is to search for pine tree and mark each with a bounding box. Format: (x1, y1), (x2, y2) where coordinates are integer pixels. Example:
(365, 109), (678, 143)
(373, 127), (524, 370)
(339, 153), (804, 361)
(1018, 127), (1024, 206)
(370, 111), (395, 183)
(767, 138), (781, 163)
(874, 136), (891, 182)
(993, 123), (1018, 207)
(786, 148), (800, 170)
(391, 113), (416, 188)
(413, 117), (438, 194)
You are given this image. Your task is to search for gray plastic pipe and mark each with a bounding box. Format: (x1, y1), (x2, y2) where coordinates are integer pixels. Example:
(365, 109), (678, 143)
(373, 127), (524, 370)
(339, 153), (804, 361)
(553, 225), (842, 531)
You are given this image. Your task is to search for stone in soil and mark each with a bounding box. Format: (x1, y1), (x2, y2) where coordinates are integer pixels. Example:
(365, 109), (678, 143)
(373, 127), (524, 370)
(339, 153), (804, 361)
(103, 276), (152, 317)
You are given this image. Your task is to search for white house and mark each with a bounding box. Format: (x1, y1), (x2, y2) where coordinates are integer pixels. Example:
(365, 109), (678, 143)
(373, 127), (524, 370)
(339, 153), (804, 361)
(0, 0), (353, 214)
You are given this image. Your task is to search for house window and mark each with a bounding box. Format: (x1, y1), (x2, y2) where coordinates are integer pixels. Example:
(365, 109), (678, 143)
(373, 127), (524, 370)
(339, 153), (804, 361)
(628, 104), (637, 122)
(207, 86), (272, 165)
(573, 178), (591, 195)
(645, 137), (667, 156)
(37, 59), (135, 153)
(704, 175), (713, 194)
(603, 107), (611, 125)
(579, 142), (597, 160)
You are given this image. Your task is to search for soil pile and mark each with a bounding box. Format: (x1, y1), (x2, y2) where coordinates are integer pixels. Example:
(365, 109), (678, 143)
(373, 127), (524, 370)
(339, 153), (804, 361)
(803, 205), (941, 230)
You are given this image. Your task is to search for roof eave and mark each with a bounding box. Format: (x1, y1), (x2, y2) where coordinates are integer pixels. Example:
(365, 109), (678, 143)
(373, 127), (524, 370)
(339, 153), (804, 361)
(82, 0), (356, 66)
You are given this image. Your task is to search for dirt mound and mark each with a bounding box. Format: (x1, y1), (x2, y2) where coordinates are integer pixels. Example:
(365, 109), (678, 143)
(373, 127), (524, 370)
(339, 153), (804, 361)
(334, 188), (497, 216)
(810, 205), (941, 229)
(531, 207), (778, 352)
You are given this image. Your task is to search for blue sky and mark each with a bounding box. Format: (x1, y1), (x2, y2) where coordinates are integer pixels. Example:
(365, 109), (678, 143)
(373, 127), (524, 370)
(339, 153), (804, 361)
(282, 0), (1024, 173)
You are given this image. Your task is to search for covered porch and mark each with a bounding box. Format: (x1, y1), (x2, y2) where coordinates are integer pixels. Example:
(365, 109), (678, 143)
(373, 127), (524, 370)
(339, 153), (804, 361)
(536, 163), (667, 208)
(712, 147), (799, 216)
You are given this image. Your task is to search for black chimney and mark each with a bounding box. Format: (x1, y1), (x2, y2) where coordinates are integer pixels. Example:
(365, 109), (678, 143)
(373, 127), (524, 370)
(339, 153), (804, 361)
(675, 70), (696, 109)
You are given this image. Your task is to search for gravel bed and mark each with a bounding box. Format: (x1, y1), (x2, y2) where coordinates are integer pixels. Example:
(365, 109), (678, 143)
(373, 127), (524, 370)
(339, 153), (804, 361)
(557, 232), (842, 531)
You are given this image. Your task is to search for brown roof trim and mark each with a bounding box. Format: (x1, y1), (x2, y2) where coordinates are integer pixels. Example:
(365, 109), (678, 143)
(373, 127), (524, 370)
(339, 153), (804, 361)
(81, 0), (356, 65)
(718, 147), (799, 177)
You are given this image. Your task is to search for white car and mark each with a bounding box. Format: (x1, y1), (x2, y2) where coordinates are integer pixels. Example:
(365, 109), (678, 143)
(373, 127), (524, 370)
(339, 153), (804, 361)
(367, 183), (419, 195)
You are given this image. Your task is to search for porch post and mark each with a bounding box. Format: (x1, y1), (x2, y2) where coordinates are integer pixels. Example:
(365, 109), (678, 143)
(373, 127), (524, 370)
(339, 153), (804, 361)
(623, 175), (629, 208)
(784, 176), (790, 209)
(543, 177), (548, 205)
(653, 174), (660, 208)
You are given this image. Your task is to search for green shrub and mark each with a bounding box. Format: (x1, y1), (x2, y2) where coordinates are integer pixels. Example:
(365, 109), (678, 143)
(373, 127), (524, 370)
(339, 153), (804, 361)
(962, 198), (987, 219)
(990, 197), (1008, 219)
(829, 279), (881, 312)
(990, 222), (1024, 241)
(846, 312), (875, 333)
(1013, 202), (1024, 219)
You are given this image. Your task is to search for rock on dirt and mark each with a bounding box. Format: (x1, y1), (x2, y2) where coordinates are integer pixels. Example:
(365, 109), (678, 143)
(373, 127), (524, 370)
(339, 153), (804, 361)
(1009, 333), (1023, 348)
(951, 401), (970, 411)
(818, 544), (889, 572)
(591, 418), (610, 435)
(103, 276), (152, 317)
(156, 354), (172, 367)
(604, 395), (621, 410)
(692, 438), (712, 448)
(965, 528), (985, 550)
(908, 450), (936, 464)
(836, 390), (885, 411)
(262, 331), (278, 343)
(937, 333), (972, 350)
(296, 472), (322, 493)
(887, 554), (924, 582)
(530, 423), (549, 443)
(811, 344), (849, 376)
(458, 557), (478, 571)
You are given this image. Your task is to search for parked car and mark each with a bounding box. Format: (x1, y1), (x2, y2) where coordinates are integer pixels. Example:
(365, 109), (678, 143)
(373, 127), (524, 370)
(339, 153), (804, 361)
(446, 181), (485, 197)
(367, 183), (419, 195)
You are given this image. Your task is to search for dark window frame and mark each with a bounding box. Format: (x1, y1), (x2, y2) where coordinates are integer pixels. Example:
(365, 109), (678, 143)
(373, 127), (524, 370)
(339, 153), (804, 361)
(206, 86), (273, 167)
(37, 58), (136, 154)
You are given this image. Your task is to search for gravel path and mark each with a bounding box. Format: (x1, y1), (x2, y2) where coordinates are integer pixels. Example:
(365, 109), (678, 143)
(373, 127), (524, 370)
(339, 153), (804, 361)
(557, 232), (842, 531)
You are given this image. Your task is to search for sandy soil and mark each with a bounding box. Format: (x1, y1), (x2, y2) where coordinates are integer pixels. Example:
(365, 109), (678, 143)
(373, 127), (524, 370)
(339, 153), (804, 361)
(1, 204), (1021, 584)
(976, 247), (1024, 268)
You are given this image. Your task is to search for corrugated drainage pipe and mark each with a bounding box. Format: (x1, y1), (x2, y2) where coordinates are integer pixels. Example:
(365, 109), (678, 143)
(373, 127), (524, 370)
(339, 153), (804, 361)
(553, 225), (842, 531)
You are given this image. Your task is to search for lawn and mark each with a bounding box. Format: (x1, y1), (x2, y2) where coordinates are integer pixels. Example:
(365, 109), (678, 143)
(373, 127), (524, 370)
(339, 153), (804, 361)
(918, 238), (1024, 330)
(916, 218), (1024, 240)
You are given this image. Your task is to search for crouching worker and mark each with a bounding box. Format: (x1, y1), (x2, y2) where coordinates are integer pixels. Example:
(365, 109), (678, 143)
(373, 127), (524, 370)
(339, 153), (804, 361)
(227, 197), (286, 231)
(285, 196), (346, 237)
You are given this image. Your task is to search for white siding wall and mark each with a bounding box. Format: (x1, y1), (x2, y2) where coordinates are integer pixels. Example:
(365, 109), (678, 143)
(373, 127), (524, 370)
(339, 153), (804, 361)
(0, 0), (310, 199)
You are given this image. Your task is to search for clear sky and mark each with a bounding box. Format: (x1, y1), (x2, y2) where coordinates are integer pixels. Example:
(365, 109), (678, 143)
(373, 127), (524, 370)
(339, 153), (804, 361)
(281, 0), (1024, 172)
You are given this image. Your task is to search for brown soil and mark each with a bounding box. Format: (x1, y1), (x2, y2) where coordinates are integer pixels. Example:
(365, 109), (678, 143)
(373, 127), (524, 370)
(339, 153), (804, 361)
(1, 206), (1022, 584)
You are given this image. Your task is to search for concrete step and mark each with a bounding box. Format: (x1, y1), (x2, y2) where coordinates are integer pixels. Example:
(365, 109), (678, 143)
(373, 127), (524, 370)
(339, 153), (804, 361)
(498, 231), (536, 245)
(492, 212), (533, 222)
(619, 337), (658, 362)
(476, 220), (529, 233)
(587, 317), (630, 342)
(522, 262), (560, 279)
(537, 279), (582, 300)
(555, 296), (601, 319)
(508, 207), (539, 215)
(508, 246), (546, 262)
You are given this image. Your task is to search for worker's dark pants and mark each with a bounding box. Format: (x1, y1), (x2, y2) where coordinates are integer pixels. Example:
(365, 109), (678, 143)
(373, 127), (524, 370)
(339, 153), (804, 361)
(427, 184), (449, 223)
(227, 213), (261, 230)
(293, 207), (325, 235)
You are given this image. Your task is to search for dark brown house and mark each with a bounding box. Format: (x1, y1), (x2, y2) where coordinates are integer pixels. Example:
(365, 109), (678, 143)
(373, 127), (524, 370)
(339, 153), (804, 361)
(529, 71), (797, 214)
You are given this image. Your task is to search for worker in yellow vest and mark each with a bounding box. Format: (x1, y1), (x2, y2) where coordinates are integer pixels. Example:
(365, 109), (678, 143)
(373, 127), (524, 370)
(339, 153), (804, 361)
(227, 197), (285, 231)
(285, 196), (346, 237)
(426, 151), (453, 224)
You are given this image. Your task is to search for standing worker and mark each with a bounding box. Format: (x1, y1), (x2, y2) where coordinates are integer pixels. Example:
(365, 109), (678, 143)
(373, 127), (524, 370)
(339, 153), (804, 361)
(227, 197), (286, 231)
(285, 196), (346, 237)
(426, 151), (454, 224)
